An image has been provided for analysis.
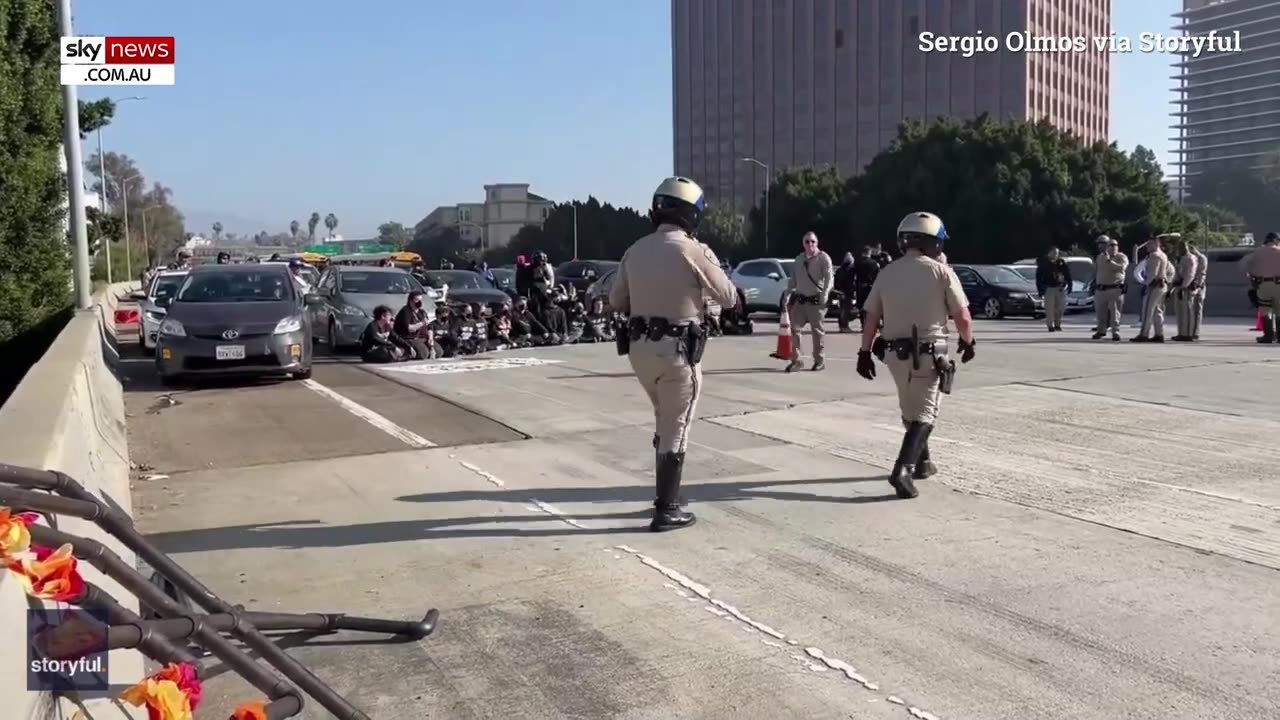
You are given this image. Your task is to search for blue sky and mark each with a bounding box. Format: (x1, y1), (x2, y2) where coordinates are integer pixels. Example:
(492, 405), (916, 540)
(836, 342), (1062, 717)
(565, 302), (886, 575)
(77, 0), (1180, 238)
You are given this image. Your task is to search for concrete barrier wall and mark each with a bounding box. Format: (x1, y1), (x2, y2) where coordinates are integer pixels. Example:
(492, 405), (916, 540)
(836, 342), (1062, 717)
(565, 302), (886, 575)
(0, 283), (144, 719)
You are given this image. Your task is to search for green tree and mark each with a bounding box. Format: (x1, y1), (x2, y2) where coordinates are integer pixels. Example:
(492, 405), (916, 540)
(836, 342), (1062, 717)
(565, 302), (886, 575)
(0, 0), (71, 344)
(696, 205), (749, 257)
(377, 221), (410, 248)
(307, 212), (320, 242)
(1187, 161), (1280, 237)
(745, 166), (853, 258)
(289, 219), (300, 243)
(408, 224), (469, 266)
(324, 213), (339, 238)
(211, 221), (223, 240)
(77, 98), (115, 137)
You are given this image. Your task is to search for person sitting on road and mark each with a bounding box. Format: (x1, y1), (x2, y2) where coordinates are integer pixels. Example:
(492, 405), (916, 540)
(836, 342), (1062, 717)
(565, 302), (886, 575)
(489, 306), (514, 349)
(449, 304), (479, 355)
(582, 298), (614, 342)
(360, 306), (413, 363)
(469, 302), (491, 353)
(394, 290), (437, 360)
(430, 306), (459, 358)
(511, 296), (556, 346)
(564, 301), (587, 344)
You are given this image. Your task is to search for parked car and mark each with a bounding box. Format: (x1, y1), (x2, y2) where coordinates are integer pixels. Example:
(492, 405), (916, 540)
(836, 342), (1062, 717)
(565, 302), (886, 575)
(730, 257), (840, 316)
(1012, 256), (1095, 313)
(483, 268), (519, 301)
(134, 269), (188, 356)
(556, 260), (620, 294)
(951, 264), (1045, 319)
(307, 265), (434, 350)
(584, 268), (619, 312)
(154, 264), (318, 385)
(419, 270), (512, 315)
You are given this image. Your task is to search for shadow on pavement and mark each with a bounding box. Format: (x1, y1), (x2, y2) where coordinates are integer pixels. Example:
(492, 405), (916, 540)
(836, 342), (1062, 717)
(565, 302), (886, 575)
(145, 475), (888, 553)
(197, 629), (424, 683)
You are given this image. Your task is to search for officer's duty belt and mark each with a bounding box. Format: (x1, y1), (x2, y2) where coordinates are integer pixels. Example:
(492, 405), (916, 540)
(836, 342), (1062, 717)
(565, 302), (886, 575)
(886, 338), (941, 356)
(791, 293), (820, 305)
(1094, 283), (1122, 290)
(629, 316), (695, 340)
(1258, 276), (1280, 283)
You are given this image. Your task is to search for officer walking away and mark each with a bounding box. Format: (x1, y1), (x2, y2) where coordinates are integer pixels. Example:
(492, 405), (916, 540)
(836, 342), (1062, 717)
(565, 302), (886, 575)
(856, 212), (975, 499)
(1172, 241), (1201, 342)
(610, 176), (738, 532)
(1188, 241), (1208, 341)
(1245, 231), (1280, 343)
(1132, 234), (1175, 342)
(1036, 247), (1071, 332)
(834, 252), (857, 332)
(784, 232), (835, 372)
(853, 246), (880, 329)
(1091, 235), (1128, 341)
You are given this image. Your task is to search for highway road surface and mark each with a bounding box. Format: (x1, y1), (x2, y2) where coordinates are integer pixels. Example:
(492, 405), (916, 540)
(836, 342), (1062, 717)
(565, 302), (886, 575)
(119, 315), (1280, 720)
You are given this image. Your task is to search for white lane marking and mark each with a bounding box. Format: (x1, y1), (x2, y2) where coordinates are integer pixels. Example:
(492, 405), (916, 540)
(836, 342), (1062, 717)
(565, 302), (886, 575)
(378, 357), (563, 375)
(301, 379), (435, 448)
(453, 457), (944, 718)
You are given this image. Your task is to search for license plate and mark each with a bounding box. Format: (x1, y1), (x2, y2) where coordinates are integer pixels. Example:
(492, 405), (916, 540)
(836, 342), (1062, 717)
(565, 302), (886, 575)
(215, 345), (246, 360)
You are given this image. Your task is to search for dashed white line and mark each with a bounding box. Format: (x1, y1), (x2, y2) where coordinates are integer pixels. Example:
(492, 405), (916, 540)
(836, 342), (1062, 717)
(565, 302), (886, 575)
(459, 461), (505, 487)
(301, 379), (435, 447)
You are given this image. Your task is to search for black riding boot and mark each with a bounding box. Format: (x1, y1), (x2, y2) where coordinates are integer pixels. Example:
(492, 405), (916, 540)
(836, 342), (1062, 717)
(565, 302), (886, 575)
(912, 424), (936, 479)
(652, 452), (695, 532)
(888, 422), (930, 499)
(654, 434), (688, 506)
(1259, 314), (1276, 344)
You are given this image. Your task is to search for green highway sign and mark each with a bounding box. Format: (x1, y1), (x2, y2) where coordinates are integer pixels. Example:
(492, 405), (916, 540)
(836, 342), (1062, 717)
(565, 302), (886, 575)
(302, 244), (342, 256)
(354, 243), (398, 253)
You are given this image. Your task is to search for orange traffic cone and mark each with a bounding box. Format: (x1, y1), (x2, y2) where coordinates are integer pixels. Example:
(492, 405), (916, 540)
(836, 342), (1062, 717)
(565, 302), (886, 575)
(771, 300), (793, 360)
(1254, 310), (1264, 332)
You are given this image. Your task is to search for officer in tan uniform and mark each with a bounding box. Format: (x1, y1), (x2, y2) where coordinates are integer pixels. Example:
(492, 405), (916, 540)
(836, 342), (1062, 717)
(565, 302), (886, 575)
(1132, 235), (1176, 342)
(610, 176), (739, 531)
(785, 232), (835, 372)
(1172, 242), (1200, 342)
(1245, 232), (1280, 344)
(855, 212), (976, 500)
(1188, 242), (1208, 341)
(1091, 235), (1128, 341)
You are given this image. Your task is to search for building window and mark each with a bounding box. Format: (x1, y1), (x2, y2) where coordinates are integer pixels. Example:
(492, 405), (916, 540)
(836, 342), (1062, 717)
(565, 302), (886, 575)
(459, 208), (470, 222)
(541, 206), (550, 220)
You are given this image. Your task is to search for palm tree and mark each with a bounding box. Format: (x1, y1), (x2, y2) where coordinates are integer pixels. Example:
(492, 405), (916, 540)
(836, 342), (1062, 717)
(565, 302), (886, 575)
(307, 212), (320, 242)
(289, 219), (300, 242)
(212, 221), (223, 240)
(324, 213), (338, 239)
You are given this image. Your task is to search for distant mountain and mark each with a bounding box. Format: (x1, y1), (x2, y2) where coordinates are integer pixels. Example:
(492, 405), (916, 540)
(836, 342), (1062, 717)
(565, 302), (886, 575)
(180, 208), (278, 238)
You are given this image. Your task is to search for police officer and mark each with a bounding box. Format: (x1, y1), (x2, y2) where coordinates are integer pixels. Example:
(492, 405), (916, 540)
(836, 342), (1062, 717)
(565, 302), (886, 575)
(1091, 235), (1128, 341)
(852, 246), (880, 328)
(1246, 231), (1280, 343)
(1132, 235), (1175, 342)
(785, 232), (835, 372)
(610, 177), (738, 531)
(1188, 241), (1208, 341)
(1172, 241), (1201, 342)
(855, 212), (975, 500)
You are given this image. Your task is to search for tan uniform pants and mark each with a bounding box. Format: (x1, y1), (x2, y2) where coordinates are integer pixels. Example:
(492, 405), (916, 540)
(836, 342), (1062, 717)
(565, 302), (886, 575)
(1260, 281), (1280, 317)
(1094, 288), (1123, 334)
(629, 336), (702, 454)
(886, 354), (943, 425)
(1139, 286), (1168, 338)
(788, 301), (826, 362)
(1043, 287), (1067, 327)
(1174, 288), (1190, 337)
(1189, 288), (1205, 338)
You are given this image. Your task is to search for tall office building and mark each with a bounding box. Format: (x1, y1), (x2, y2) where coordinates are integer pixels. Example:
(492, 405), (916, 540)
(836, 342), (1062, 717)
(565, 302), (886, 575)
(672, 0), (1111, 212)
(1170, 0), (1280, 203)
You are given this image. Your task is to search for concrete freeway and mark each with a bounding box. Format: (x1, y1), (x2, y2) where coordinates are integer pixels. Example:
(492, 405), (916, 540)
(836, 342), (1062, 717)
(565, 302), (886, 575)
(119, 314), (1280, 720)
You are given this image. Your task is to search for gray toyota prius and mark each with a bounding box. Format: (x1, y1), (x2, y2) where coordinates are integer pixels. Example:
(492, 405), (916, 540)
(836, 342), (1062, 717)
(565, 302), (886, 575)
(154, 263), (320, 385)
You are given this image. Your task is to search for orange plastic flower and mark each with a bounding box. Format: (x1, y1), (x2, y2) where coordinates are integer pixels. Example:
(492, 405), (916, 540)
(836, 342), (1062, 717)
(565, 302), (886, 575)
(0, 508), (36, 556)
(119, 678), (192, 720)
(4, 544), (84, 601)
(229, 701), (266, 720)
(151, 662), (201, 710)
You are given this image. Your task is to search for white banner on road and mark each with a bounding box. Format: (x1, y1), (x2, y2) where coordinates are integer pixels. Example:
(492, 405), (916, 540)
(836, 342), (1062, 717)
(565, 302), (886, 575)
(377, 356), (564, 376)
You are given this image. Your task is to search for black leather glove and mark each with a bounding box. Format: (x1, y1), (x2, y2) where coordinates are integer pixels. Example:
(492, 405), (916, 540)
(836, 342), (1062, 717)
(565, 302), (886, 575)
(958, 337), (976, 364)
(856, 350), (876, 380)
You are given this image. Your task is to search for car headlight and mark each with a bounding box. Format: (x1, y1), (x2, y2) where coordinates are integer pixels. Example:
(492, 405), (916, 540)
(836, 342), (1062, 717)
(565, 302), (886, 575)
(158, 318), (185, 337)
(1007, 292), (1028, 300)
(145, 310), (166, 322)
(274, 315), (303, 334)
(339, 305), (366, 317)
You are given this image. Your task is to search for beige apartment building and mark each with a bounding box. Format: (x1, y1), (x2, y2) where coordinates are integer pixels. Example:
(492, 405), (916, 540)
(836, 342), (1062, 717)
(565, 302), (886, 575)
(418, 183), (554, 250)
(672, 0), (1111, 211)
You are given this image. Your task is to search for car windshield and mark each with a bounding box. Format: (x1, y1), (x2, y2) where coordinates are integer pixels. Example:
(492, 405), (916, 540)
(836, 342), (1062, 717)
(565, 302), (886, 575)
(298, 267), (320, 285)
(779, 260), (795, 276)
(339, 271), (421, 294)
(177, 271), (294, 302)
(976, 266), (1028, 285)
(1007, 266), (1036, 281)
(424, 271), (483, 289)
(489, 269), (514, 287)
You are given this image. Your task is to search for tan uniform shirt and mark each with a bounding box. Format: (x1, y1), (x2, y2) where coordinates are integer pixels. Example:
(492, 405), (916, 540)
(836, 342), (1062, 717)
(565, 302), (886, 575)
(1094, 251), (1128, 285)
(1177, 253), (1199, 286)
(787, 251), (835, 301)
(863, 254), (968, 342)
(1144, 249), (1175, 285)
(609, 224), (738, 324)
(1192, 250), (1208, 287)
(1245, 245), (1280, 278)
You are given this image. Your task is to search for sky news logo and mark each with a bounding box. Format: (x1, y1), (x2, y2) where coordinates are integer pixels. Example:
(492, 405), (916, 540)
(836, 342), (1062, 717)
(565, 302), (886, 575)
(60, 36), (174, 86)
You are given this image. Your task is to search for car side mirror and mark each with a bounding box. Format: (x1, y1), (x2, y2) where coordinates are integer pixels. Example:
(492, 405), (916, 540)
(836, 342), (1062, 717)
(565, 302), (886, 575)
(767, 272), (782, 281)
(129, 290), (147, 301)
(304, 293), (324, 305)
(155, 296), (173, 308)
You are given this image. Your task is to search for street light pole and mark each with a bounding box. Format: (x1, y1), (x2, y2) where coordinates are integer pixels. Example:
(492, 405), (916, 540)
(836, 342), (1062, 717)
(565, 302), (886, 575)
(740, 157), (770, 255)
(58, 0), (91, 309)
(572, 203), (578, 260)
(95, 96), (144, 284)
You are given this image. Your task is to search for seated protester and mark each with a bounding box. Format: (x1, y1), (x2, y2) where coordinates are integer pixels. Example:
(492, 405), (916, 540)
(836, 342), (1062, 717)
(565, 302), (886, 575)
(564, 301), (587, 344)
(469, 302), (491, 353)
(394, 290), (437, 360)
(489, 306), (514, 349)
(537, 293), (569, 342)
(582, 298), (614, 342)
(450, 304), (479, 355)
(511, 297), (556, 346)
(360, 305), (413, 363)
(430, 306), (459, 358)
